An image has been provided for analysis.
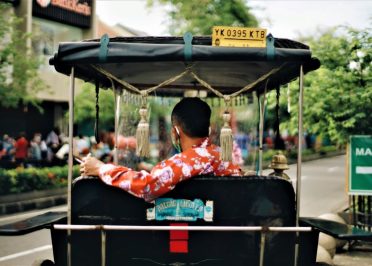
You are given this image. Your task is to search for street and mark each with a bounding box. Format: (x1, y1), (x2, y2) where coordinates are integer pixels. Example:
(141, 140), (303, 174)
(0, 155), (348, 265)
(264, 155), (348, 217)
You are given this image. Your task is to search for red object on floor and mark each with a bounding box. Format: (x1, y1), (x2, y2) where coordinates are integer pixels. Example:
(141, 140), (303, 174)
(170, 223), (189, 253)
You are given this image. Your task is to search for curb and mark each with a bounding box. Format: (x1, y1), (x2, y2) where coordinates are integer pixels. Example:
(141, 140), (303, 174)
(0, 188), (67, 216)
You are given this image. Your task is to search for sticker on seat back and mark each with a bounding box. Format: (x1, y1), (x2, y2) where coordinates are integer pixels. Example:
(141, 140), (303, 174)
(146, 198), (213, 222)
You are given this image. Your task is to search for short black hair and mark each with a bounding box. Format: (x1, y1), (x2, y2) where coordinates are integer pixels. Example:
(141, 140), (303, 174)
(171, 97), (211, 138)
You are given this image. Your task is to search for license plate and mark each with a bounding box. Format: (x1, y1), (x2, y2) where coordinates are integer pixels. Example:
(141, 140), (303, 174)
(212, 26), (267, 48)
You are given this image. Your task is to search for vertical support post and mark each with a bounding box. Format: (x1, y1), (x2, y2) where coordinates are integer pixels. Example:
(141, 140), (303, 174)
(294, 65), (304, 266)
(258, 93), (266, 176)
(67, 67), (75, 266)
(259, 231), (266, 266)
(352, 195), (357, 227)
(360, 195), (365, 229)
(368, 196), (371, 231)
(358, 196), (362, 228)
(114, 89), (121, 165)
(101, 229), (106, 266)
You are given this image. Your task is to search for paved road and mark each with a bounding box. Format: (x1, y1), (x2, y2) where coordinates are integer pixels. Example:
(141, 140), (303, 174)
(264, 155), (348, 217)
(0, 155), (348, 265)
(0, 206), (66, 266)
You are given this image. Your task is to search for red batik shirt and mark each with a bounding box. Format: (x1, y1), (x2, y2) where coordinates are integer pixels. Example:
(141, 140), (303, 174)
(99, 138), (242, 202)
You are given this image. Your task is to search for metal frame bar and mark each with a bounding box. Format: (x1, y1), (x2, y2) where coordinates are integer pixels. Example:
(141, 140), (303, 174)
(56, 224), (311, 266)
(294, 65), (304, 266)
(101, 229), (106, 266)
(54, 224), (311, 232)
(258, 92), (267, 175)
(113, 88), (121, 165)
(258, 96), (264, 175)
(259, 231), (266, 266)
(67, 67), (75, 266)
(257, 80), (269, 175)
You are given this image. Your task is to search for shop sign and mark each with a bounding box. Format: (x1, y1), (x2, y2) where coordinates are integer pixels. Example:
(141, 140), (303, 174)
(349, 135), (372, 195)
(33, 0), (92, 28)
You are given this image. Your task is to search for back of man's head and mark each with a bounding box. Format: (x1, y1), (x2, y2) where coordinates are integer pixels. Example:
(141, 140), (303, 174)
(171, 97), (211, 138)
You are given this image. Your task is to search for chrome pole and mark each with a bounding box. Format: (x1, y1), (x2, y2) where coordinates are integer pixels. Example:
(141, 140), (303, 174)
(258, 95), (264, 175)
(54, 224), (312, 232)
(294, 65), (304, 266)
(101, 229), (106, 266)
(259, 231), (266, 266)
(67, 67), (75, 266)
(114, 88), (121, 165)
(258, 89), (267, 176)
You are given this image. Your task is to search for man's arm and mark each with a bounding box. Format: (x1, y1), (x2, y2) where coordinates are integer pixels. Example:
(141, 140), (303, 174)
(82, 153), (203, 202)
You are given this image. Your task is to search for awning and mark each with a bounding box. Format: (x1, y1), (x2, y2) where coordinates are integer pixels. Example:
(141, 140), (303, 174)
(50, 36), (320, 96)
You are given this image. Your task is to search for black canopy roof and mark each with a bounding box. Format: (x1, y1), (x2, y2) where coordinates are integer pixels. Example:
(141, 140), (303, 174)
(50, 36), (320, 96)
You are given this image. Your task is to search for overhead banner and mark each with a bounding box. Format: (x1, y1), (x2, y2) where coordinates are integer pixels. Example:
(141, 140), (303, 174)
(349, 135), (372, 195)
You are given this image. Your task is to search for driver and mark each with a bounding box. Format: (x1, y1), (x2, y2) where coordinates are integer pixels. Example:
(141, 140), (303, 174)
(80, 97), (242, 202)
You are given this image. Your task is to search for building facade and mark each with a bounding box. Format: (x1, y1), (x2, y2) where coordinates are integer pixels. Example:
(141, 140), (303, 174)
(0, 0), (97, 139)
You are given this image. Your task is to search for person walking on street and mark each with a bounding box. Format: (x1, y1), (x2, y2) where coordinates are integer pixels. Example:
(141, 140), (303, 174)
(15, 132), (29, 167)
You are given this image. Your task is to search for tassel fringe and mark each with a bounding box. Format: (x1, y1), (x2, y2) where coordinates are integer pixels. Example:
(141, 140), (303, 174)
(136, 107), (150, 157)
(220, 112), (233, 162)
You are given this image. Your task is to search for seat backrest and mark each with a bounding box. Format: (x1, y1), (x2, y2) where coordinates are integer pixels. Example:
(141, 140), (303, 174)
(56, 176), (301, 266)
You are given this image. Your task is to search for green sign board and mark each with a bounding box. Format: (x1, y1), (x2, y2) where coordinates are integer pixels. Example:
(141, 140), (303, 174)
(349, 135), (372, 195)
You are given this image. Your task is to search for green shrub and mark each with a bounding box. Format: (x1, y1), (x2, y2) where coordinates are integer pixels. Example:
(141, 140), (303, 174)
(0, 165), (80, 195)
(288, 148), (315, 160)
(245, 146), (341, 166)
(319, 145), (338, 153)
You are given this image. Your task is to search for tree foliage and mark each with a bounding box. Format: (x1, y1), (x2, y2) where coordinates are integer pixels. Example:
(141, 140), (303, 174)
(0, 3), (46, 109)
(148, 0), (258, 35)
(279, 26), (371, 145)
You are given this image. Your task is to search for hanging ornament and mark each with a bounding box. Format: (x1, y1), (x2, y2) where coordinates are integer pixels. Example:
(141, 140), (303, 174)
(220, 96), (233, 162)
(135, 93), (150, 157)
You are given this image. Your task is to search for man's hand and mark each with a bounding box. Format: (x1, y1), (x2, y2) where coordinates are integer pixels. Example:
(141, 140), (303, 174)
(80, 154), (104, 177)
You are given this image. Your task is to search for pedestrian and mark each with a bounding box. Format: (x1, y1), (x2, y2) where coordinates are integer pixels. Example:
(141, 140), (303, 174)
(46, 127), (61, 154)
(2, 134), (15, 161)
(29, 133), (43, 162)
(14, 132), (29, 166)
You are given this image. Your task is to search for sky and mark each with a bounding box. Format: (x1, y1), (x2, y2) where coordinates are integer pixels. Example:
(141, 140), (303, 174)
(96, 0), (371, 38)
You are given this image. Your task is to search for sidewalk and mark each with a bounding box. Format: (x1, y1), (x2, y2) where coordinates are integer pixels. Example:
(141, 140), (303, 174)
(333, 242), (372, 266)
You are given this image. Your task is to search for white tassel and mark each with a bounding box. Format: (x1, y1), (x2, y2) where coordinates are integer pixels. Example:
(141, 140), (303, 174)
(220, 111), (233, 162)
(136, 107), (150, 157)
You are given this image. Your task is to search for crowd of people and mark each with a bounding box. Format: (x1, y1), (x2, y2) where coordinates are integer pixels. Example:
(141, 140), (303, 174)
(0, 125), (320, 170)
(0, 128), (61, 168)
(0, 128), (151, 169)
(0, 128), (113, 169)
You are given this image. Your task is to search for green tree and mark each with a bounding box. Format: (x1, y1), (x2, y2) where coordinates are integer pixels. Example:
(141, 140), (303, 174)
(281, 26), (371, 146)
(0, 3), (46, 108)
(148, 0), (258, 35)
